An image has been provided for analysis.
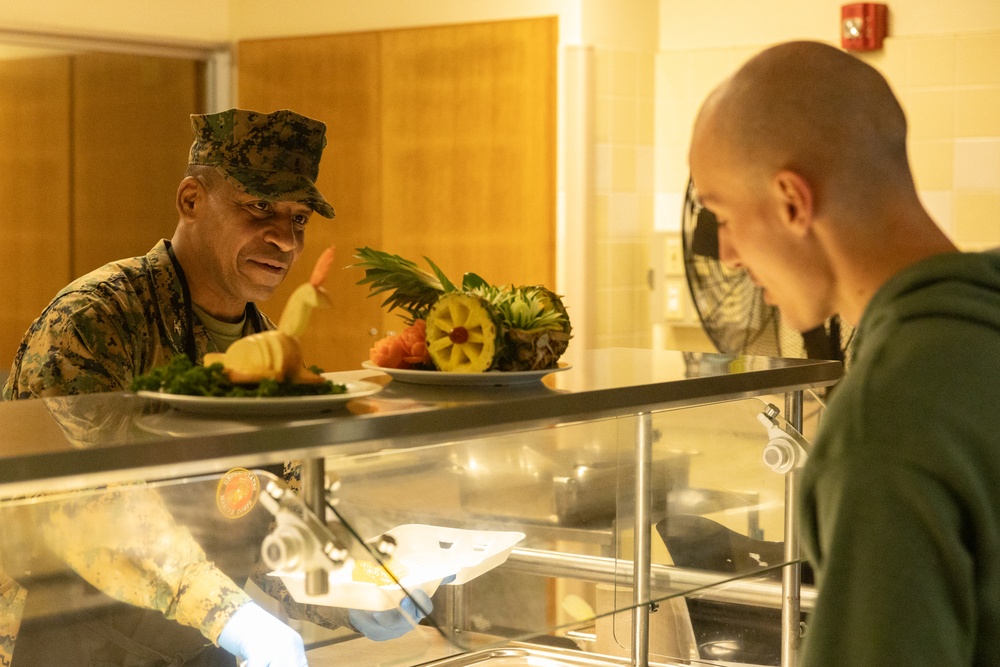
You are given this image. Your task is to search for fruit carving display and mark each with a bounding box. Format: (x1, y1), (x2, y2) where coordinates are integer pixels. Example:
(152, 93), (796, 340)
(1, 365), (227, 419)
(354, 247), (571, 373)
(203, 246), (337, 384)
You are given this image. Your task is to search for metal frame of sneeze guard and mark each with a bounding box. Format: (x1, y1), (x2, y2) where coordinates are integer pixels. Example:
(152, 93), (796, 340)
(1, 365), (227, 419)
(627, 392), (810, 667)
(0, 349), (841, 667)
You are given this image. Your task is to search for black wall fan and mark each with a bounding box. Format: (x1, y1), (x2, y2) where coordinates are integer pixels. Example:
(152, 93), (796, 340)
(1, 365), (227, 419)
(680, 178), (852, 364)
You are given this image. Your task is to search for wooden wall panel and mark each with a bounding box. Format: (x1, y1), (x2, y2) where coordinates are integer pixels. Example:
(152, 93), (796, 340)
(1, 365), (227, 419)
(0, 57), (72, 368)
(238, 32), (383, 372)
(72, 53), (202, 277)
(380, 17), (557, 337)
(237, 18), (557, 372)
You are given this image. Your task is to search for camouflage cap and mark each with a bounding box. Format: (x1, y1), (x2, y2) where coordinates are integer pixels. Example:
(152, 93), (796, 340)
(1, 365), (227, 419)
(188, 108), (335, 218)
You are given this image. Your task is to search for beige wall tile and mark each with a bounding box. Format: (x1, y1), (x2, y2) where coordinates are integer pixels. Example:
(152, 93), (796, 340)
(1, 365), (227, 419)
(657, 51), (688, 102)
(954, 139), (1000, 190)
(595, 289), (613, 338)
(901, 88), (955, 140)
(608, 192), (640, 235)
(637, 193), (655, 236)
(611, 50), (638, 98)
(636, 146), (654, 195)
(594, 48), (612, 97)
(909, 139), (954, 190)
(917, 190), (955, 237)
(956, 32), (1000, 86)
(610, 95), (638, 144)
(656, 96), (688, 147)
(859, 37), (908, 90)
(638, 52), (655, 101)
(954, 192), (1000, 246)
(595, 143), (611, 193)
(595, 240), (611, 295)
(689, 49), (742, 94)
(907, 36), (955, 88)
(637, 100), (655, 145)
(609, 287), (638, 335)
(609, 242), (639, 288)
(594, 193), (609, 236)
(611, 144), (637, 191)
(956, 87), (1000, 137)
(595, 91), (611, 144)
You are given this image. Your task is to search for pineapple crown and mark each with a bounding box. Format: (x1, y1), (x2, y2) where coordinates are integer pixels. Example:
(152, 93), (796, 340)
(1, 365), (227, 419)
(353, 247), (453, 322)
(468, 284), (568, 331)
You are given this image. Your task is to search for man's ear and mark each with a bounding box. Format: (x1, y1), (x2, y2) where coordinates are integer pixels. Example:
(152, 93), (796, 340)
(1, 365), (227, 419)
(176, 176), (202, 223)
(773, 170), (814, 235)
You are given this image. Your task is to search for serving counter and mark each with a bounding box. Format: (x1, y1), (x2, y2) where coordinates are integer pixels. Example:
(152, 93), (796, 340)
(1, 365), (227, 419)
(0, 348), (841, 667)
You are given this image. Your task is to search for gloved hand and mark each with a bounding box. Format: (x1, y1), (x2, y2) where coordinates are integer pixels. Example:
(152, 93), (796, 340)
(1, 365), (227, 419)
(218, 601), (308, 667)
(349, 589), (433, 641)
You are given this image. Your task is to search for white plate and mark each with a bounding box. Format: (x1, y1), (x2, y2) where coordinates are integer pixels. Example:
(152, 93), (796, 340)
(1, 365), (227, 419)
(273, 523), (525, 610)
(136, 376), (383, 416)
(361, 361), (570, 386)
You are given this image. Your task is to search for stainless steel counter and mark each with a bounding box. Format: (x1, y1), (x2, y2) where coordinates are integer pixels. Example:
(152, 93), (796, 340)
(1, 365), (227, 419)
(0, 348), (840, 497)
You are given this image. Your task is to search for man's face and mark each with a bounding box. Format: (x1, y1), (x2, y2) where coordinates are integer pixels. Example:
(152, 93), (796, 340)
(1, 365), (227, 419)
(689, 131), (834, 333)
(199, 176), (313, 306)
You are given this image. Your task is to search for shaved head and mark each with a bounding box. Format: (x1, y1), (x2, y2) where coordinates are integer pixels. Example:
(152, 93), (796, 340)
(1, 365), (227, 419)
(687, 40), (955, 329)
(693, 41), (912, 217)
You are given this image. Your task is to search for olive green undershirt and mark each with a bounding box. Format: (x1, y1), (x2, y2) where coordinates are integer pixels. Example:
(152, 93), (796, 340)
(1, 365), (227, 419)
(192, 304), (246, 353)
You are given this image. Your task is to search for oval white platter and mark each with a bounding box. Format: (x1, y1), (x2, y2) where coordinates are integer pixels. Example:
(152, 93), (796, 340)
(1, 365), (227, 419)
(136, 375), (383, 416)
(360, 361), (570, 387)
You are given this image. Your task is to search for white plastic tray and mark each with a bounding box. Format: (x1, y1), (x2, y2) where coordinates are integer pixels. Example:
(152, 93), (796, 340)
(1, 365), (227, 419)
(272, 523), (525, 611)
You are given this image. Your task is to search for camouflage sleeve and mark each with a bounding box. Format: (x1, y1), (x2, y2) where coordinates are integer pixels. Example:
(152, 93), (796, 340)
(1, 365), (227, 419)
(7, 294), (135, 399)
(0, 569), (26, 667)
(38, 485), (251, 643)
(249, 559), (350, 631)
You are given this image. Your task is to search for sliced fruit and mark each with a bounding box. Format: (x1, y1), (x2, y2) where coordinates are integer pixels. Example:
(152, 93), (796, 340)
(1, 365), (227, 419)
(425, 293), (501, 373)
(279, 245), (335, 337)
(205, 331), (297, 383)
(369, 320), (432, 369)
(203, 246), (336, 384)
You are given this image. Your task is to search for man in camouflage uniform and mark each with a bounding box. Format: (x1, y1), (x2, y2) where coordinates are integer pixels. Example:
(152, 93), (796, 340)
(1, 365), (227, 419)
(0, 108), (337, 667)
(4, 108), (334, 399)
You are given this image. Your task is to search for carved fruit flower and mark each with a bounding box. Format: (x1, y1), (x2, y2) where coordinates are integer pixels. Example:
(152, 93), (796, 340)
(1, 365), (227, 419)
(370, 320), (432, 369)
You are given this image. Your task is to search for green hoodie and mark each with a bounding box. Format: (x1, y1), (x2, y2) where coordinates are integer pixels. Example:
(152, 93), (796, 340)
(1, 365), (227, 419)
(800, 250), (1000, 666)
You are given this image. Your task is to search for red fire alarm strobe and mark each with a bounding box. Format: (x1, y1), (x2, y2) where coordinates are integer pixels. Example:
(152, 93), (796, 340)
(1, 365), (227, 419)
(841, 3), (888, 51)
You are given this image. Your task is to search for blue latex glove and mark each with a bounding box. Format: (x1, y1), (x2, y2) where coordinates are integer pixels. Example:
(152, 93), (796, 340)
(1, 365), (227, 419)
(349, 589), (433, 641)
(218, 602), (308, 667)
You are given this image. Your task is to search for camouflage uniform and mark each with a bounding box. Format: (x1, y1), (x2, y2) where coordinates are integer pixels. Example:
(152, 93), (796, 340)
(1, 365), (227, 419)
(3, 240), (273, 400)
(0, 569), (25, 666)
(4, 107), (333, 401)
(0, 108), (337, 664)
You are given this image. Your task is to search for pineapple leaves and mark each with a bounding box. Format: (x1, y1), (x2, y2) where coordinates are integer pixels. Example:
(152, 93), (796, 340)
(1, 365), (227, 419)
(461, 272), (489, 291)
(351, 247), (446, 321)
(422, 256), (458, 293)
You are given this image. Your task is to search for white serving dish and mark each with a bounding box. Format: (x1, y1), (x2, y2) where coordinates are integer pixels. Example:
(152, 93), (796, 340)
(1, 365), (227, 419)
(272, 523), (525, 611)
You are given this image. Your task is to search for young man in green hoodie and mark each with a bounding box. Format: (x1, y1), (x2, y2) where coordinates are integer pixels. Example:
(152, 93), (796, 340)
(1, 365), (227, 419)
(689, 41), (1000, 665)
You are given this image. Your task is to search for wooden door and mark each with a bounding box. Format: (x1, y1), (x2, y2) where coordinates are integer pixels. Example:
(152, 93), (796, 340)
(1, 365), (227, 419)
(379, 18), (557, 336)
(0, 56), (73, 367)
(238, 31), (384, 373)
(72, 53), (203, 276)
(237, 17), (557, 372)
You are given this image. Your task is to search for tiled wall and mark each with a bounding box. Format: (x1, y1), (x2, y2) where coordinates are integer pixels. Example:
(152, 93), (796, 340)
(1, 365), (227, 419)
(868, 31), (1000, 249)
(592, 47), (657, 348)
(646, 31), (1000, 352)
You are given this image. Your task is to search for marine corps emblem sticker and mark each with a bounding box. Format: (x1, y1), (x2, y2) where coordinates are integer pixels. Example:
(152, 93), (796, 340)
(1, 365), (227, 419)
(217, 468), (260, 518)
